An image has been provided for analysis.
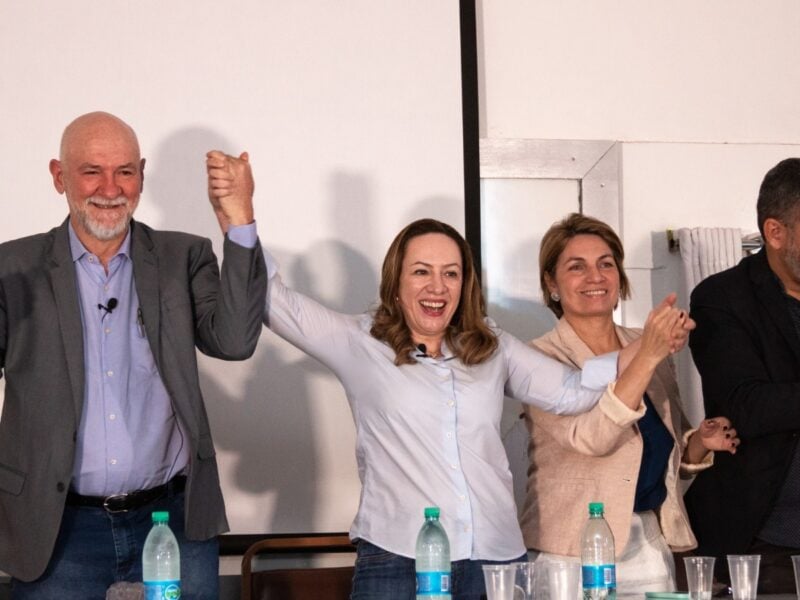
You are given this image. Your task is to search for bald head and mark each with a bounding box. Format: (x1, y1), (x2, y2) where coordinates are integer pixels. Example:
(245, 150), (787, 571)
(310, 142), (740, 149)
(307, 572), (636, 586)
(59, 111), (140, 166)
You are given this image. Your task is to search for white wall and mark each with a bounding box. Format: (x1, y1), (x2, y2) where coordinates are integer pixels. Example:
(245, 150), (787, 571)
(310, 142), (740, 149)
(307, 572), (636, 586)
(478, 0), (800, 422)
(479, 0), (800, 144)
(0, 1), (465, 535)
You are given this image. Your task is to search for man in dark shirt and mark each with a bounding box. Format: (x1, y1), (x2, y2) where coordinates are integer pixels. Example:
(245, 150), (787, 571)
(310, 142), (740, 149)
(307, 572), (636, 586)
(685, 158), (800, 593)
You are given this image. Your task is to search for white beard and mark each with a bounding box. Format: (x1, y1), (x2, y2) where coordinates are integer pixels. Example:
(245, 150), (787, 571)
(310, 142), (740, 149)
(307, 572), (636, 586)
(73, 196), (133, 241)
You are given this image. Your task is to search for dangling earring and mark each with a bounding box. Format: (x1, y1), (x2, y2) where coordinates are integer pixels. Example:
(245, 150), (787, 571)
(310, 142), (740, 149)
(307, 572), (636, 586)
(551, 292), (561, 302)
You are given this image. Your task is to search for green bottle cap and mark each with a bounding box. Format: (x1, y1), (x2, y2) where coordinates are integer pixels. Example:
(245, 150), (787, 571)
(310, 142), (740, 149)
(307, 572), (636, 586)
(424, 507), (440, 519)
(152, 511), (170, 523)
(588, 502), (604, 516)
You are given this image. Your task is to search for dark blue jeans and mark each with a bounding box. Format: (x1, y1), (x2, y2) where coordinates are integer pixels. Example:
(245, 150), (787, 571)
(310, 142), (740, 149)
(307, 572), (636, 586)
(350, 539), (525, 600)
(11, 489), (218, 600)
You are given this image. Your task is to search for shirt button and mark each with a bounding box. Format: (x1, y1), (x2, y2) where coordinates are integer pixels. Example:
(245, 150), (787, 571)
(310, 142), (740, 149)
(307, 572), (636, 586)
(109, 414), (116, 421)
(104, 284), (109, 291)
(446, 432), (452, 439)
(450, 464), (457, 470)
(459, 494), (466, 501)
(107, 370), (114, 377)
(448, 401), (455, 408)
(105, 328), (111, 334)
(88, 256), (95, 263)
(109, 459), (117, 465)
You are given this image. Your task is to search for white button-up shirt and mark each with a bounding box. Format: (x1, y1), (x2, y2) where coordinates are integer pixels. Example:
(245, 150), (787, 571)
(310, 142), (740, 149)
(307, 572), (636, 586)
(263, 250), (618, 561)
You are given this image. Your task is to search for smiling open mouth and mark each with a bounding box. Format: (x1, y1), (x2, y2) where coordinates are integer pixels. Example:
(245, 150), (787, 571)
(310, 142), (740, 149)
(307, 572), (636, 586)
(87, 196), (126, 210)
(420, 300), (446, 315)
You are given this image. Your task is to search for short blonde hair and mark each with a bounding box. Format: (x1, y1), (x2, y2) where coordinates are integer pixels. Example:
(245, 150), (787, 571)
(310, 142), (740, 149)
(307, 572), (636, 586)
(539, 213), (630, 318)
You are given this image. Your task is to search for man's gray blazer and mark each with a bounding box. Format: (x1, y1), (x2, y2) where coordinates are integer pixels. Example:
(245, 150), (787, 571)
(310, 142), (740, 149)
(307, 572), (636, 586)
(0, 218), (266, 581)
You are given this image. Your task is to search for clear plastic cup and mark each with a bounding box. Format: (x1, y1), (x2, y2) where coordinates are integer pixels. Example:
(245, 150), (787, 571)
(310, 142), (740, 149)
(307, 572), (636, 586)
(512, 561), (535, 600)
(726, 554), (760, 600)
(791, 555), (800, 599)
(683, 556), (715, 600)
(543, 560), (581, 600)
(482, 564), (517, 600)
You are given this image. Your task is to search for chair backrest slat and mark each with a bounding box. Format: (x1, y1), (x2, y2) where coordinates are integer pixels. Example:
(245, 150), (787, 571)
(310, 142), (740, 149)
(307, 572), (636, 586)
(241, 533), (356, 600)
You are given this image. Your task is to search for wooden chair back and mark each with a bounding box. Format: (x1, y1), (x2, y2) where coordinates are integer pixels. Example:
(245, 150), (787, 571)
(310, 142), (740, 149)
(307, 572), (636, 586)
(241, 533), (356, 600)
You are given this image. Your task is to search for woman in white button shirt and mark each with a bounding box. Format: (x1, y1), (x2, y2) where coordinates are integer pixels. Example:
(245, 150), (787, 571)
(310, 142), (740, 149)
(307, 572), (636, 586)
(206, 152), (690, 600)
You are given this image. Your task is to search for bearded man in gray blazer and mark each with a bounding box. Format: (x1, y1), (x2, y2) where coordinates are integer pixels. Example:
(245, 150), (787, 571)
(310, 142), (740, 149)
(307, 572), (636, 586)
(0, 111), (266, 599)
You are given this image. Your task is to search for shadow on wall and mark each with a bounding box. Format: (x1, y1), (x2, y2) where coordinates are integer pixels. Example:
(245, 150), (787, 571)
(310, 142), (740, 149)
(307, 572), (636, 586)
(489, 297), (556, 349)
(156, 144), (380, 533)
(482, 231), (557, 345)
(143, 126), (229, 242)
(201, 234), (377, 533)
(145, 126), (332, 532)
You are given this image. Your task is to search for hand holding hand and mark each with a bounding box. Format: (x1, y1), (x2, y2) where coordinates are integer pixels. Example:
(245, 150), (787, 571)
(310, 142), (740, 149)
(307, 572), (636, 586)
(696, 416), (739, 455)
(206, 150), (255, 234)
(684, 416), (739, 464)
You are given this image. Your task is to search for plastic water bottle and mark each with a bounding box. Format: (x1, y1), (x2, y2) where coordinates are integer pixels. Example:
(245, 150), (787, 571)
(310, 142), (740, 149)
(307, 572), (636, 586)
(581, 502), (616, 599)
(415, 506), (451, 599)
(142, 511), (181, 600)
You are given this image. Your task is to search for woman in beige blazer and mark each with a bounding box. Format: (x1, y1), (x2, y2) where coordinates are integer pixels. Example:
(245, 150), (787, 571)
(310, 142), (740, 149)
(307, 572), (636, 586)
(520, 214), (739, 596)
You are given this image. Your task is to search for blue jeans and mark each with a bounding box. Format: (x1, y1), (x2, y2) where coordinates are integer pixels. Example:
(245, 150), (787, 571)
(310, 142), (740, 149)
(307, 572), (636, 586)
(350, 540), (525, 600)
(11, 489), (218, 600)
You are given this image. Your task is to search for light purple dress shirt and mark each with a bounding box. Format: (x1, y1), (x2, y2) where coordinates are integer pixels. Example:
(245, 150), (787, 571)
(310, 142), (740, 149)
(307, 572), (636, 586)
(69, 222), (256, 496)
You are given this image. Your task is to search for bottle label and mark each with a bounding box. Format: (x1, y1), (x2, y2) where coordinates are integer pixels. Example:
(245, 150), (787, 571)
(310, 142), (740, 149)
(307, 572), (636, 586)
(144, 580), (181, 599)
(416, 571), (451, 594)
(582, 564), (616, 589)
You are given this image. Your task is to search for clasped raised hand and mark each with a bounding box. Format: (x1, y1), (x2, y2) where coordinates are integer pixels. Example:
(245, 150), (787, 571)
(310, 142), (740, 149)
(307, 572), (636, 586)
(206, 150), (255, 234)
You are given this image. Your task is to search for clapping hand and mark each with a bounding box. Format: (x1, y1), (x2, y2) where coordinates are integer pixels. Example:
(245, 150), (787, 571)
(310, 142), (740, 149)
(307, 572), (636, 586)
(668, 309), (696, 354)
